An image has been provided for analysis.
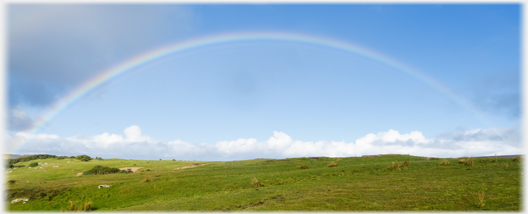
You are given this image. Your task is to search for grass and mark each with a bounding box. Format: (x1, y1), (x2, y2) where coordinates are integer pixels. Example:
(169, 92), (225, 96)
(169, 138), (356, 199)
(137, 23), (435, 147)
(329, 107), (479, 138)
(440, 159), (451, 166)
(465, 157), (475, 166)
(5, 155), (521, 211)
(299, 164), (308, 169)
(327, 161), (339, 167)
(65, 201), (92, 211)
(385, 160), (409, 171)
(477, 191), (485, 209)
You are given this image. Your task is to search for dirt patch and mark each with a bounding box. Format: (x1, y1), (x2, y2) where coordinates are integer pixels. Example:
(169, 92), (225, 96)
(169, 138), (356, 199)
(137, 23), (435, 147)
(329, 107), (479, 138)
(119, 167), (143, 173)
(75, 173), (83, 176)
(174, 164), (204, 170)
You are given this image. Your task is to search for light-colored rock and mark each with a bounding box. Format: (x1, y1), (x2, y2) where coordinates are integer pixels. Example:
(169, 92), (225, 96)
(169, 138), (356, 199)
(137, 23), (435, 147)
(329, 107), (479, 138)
(11, 198), (29, 204)
(98, 185), (112, 189)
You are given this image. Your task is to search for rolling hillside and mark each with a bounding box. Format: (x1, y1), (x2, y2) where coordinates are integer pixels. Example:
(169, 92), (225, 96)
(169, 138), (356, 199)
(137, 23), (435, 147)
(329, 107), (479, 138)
(5, 154), (521, 211)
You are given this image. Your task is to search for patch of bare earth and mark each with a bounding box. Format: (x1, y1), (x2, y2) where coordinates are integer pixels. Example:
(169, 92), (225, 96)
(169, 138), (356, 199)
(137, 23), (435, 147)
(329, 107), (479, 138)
(174, 164), (204, 170)
(119, 167), (143, 172)
(75, 173), (83, 176)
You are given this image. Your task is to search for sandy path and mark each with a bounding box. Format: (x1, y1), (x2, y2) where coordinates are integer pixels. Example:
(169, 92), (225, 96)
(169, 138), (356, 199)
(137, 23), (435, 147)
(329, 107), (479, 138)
(174, 164), (203, 170)
(119, 167), (143, 172)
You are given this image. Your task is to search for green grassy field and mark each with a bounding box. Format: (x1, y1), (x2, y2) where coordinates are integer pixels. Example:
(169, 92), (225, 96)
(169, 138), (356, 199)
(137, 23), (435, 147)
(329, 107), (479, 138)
(5, 155), (522, 211)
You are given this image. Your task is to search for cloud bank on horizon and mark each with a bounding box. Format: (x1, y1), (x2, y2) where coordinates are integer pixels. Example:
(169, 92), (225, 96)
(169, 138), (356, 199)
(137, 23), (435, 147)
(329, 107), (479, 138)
(8, 125), (521, 161)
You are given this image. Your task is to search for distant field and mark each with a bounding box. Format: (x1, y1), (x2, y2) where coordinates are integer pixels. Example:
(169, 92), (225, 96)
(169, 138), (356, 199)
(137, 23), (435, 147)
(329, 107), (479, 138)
(5, 155), (521, 211)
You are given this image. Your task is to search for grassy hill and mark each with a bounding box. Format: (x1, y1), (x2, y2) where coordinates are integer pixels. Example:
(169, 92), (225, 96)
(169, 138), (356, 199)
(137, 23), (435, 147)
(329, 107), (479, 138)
(5, 155), (521, 211)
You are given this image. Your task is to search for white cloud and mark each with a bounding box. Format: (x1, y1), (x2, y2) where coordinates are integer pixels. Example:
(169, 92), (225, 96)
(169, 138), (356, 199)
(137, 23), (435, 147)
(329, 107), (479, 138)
(7, 125), (521, 161)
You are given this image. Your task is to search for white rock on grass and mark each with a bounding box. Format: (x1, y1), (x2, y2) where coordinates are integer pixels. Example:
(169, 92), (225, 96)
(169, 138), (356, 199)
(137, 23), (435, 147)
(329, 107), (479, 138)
(11, 198), (29, 204)
(98, 185), (112, 189)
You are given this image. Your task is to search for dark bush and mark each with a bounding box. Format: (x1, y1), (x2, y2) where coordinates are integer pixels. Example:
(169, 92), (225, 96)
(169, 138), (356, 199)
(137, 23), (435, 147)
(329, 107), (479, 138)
(29, 162), (38, 167)
(82, 165), (120, 175)
(75, 155), (92, 162)
(57, 156), (68, 160)
(70, 156), (75, 158)
(14, 165), (25, 168)
(7, 180), (15, 184)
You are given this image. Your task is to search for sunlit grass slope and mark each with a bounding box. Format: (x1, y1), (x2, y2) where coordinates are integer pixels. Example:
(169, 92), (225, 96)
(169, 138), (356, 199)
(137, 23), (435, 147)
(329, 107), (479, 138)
(6, 155), (521, 211)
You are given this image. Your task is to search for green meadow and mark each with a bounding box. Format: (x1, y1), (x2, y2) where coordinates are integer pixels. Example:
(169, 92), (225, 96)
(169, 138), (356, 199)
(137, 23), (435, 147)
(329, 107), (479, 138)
(5, 155), (521, 211)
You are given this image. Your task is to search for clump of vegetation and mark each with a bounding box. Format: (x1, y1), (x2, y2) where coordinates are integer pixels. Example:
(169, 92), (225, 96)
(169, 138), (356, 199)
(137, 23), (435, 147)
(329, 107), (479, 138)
(8, 154), (57, 165)
(458, 158), (466, 164)
(66, 201), (92, 211)
(440, 159), (451, 166)
(327, 161), (339, 167)
(172, 159), (176, 161)
(477, 191), (485, 208)
(28, 162), (38, 167)
(7, 180), (15, 184)
(75, 155), (92, 162)
(513, 156), (521, 162)
(385, 161), (409, 171)
(465, 157), (475, 166)
(146, 169), (151, 171)
(251, 177), (262, 187)
(95, 157), (103, 160)
(82, 165), (120, 175)
(57, 156), (68, 160)
(430, 157), (439, 160)
(143, 177), (152, 182)
(299, 164), (308, 169)
(494, 154), (498, 163)
(119, 169), (133, 174)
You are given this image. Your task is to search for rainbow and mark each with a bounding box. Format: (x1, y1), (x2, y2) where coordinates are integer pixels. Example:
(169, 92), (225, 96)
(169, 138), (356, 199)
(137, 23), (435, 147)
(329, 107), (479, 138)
(8, 31), (494, 153)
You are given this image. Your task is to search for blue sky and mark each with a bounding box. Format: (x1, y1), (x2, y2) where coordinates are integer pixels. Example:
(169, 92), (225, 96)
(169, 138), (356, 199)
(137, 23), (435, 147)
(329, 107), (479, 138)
(7, 4), (521, 160)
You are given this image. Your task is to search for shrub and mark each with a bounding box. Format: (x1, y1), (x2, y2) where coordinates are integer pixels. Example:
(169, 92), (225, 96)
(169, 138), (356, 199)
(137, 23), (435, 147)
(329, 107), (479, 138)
(251, 177), (262, 187)
(82, 165), (120, 175)
(75, 155), (92, 162)
(172, 159), (175, 161)
(67, 201), (93, 211)
(28, 162), (38, 167)
(143, 177), (152, 182)
(513, 156), (521, 162)
(465, 157), (475, 166)
(8, 154), (57, 165)
(458, 159), (466, 164)
(69, 156), (75, 159)
(7, 180), (15, 184)
(385, 161), (409, 171)
(477, 191), (485, 208)
(439, 159), (451, 166)
(14, 165), (25, 168)
(327, 161), (339, 167)
(146, 169), (150, 171)
(299, 164), (308, 169)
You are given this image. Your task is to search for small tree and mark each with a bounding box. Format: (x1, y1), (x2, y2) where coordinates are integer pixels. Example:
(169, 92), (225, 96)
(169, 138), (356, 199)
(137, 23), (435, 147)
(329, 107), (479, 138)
(76, 155), (92, 162)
